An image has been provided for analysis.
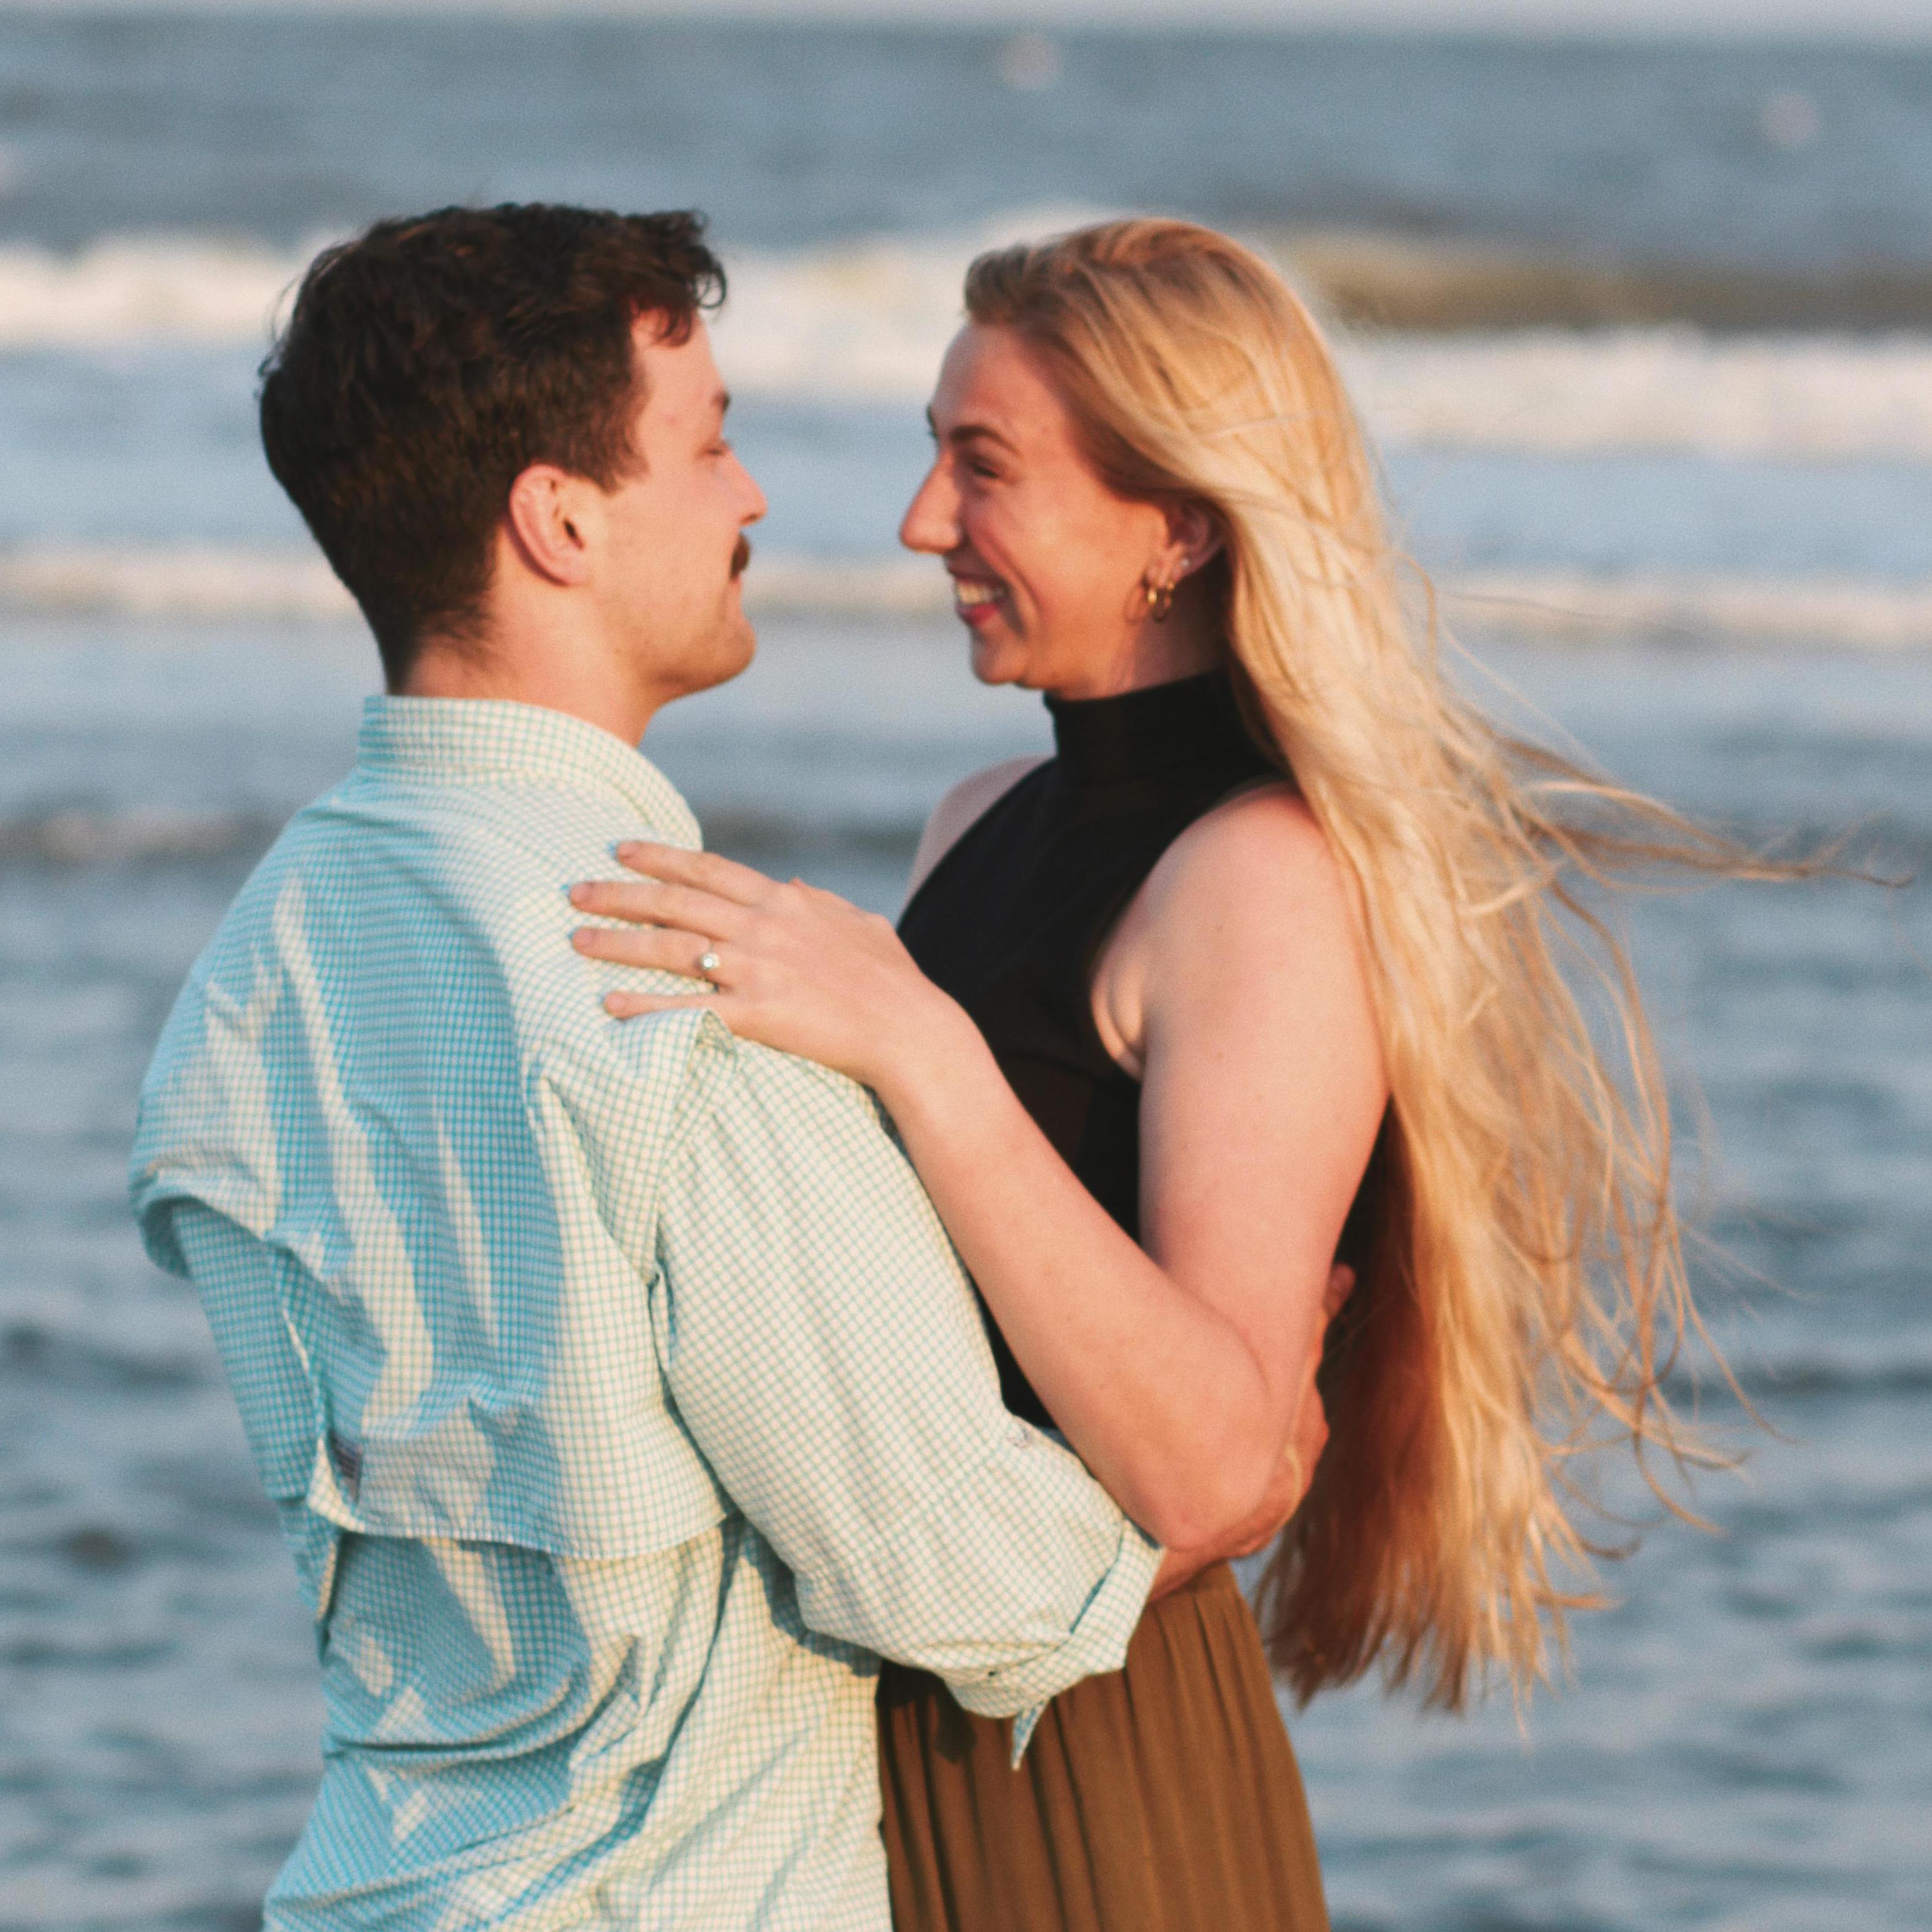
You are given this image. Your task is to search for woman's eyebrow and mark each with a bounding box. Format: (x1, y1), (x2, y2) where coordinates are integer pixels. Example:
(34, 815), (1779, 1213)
(928, 412), (1020, 455)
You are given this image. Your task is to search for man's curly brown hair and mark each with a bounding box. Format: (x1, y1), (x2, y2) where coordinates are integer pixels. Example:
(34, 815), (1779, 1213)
(260, 204), (724, 683)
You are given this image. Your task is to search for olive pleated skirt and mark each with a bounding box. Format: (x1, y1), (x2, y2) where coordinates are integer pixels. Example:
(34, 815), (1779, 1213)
(879, 1562), (1329, 1932)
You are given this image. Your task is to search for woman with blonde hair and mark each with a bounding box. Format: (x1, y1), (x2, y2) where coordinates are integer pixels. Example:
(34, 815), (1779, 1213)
(572, 218), (1761, 1930)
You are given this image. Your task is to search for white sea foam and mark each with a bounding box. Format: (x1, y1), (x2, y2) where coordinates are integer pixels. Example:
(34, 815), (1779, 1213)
(719, 227), (1932, 457)
(1343, 330), (1932, 461)
(3, 224), (1932, 460)
(1445, 570), (1932, 650)
(0, 543), (352, 619)
(0, 236), (298, 350)
(5, 539), (1932, 648)
(712, 206), (1104, 404)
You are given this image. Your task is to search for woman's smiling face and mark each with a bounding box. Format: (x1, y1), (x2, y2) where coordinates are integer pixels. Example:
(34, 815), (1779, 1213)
(898, 323), (1200, 698)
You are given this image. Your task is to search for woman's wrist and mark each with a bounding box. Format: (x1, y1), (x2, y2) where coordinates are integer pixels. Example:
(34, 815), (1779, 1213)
(867, 986), (999, 1126)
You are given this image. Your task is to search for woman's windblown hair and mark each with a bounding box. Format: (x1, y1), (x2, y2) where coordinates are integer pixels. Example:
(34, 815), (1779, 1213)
(965, 219), (1802, 1709)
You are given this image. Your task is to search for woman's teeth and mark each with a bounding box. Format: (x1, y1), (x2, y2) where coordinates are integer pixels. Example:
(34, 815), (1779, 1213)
(954, 580), (1003, 609)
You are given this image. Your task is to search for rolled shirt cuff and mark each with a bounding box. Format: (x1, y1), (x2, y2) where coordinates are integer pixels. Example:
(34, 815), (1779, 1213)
(946, 1509), (1162, 1760)
(944, 1420), (1162, 1764)
(789, 1411), (1163, 1746)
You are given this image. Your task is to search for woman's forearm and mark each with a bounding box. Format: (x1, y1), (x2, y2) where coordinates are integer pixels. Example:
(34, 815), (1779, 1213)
(564, 838), (1342, 1549)
(877, 999), (1293, 1550)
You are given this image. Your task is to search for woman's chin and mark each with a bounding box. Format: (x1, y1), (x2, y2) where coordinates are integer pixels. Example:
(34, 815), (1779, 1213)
(966, 628), (1028, 688)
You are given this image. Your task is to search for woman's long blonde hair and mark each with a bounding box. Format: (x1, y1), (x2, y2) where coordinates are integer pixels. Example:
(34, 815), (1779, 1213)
(966, 218), (1791, 1709)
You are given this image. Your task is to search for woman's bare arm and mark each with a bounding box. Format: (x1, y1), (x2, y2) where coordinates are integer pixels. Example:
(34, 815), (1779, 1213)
(571, 787), (1384, 1554)
(874, 787), (1386, 1548)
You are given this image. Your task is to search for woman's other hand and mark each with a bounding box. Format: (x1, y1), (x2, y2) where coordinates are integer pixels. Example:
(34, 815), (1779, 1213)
(569, 843), (976, 1096)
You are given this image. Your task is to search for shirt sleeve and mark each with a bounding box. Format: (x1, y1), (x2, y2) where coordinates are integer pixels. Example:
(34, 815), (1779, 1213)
(652, 1039), (1160, 1718)
(167, 1202), (344, 1622)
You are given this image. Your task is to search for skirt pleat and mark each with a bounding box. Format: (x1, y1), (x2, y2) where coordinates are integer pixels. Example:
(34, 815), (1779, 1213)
(879, 1562), (1329, 1932)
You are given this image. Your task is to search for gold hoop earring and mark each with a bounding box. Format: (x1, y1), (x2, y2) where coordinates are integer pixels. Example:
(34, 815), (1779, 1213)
(1144, 578), (1175, 623)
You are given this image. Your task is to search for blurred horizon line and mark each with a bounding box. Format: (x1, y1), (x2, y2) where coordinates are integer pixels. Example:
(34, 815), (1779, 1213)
(2, 0), (1932, 45)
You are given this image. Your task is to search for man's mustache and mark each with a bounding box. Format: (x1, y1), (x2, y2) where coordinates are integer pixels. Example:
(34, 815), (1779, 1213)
(731, 535), (752, 579)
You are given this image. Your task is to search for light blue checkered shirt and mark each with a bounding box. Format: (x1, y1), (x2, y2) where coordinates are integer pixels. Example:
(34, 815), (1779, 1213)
(130, 696), (1159, 1931)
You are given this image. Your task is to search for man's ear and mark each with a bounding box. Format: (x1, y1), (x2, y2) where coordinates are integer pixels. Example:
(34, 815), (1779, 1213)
(503, 464), (598, 587)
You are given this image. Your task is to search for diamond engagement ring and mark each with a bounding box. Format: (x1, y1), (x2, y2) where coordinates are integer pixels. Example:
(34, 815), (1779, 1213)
(697, 950), (722, 983)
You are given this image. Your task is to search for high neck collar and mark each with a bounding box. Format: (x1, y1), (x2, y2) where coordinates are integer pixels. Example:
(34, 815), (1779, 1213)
(1045, 670), (1257, 787)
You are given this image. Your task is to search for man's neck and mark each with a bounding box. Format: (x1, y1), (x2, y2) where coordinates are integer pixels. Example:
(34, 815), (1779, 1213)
(399, 636), (658, 748)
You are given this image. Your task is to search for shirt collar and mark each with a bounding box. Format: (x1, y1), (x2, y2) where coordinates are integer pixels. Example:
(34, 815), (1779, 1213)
(357, 696), (702, 849)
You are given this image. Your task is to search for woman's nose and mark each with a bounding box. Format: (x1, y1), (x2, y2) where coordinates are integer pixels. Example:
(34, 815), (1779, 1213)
(898, 464), (960, 555)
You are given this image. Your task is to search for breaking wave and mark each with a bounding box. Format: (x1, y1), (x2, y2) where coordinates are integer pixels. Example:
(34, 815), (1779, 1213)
(0, 235), (299, 350)
(1342, 331), (1932, 462)
(1260, 226), (1932, 335)
(0, 543), (353, 620)
(4, 540), (1932, 649)
(4, 224), (1932, 459)
(723, 224), (1932, 459)
(1445, 571), (1932, 650)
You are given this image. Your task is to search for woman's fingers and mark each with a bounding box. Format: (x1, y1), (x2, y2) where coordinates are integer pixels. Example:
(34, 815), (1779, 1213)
(570, 874), (744, 939)
(604, 989), (720, 1020)
(575, 847), (939, 1092)
(572, 923), (718, 977)
(615, 841), (775, 908)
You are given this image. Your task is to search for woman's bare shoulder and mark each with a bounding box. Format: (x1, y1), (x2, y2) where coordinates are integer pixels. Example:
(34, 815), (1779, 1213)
(1161, 781), (1337, 904)
(905, 756), (1050, 899)
(1134, 781), (1384, 1102)
(1092, 781), (1355, 1076)
(1138, 781), (1361, 982)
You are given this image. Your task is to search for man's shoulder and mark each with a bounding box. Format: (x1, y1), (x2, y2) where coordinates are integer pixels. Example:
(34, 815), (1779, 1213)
(227, 765), (653, 964)
(164, 764), (720, 1098)
(301, 759), (649, 894)
(133, 766), (729, 1258)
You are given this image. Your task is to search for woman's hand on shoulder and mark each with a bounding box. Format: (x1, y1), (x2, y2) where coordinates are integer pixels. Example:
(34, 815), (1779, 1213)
(569, 844), (977, 1097)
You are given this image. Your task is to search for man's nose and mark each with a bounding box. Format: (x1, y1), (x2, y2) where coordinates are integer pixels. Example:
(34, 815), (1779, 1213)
(898, 464), (959, 555)
(732, 453), (768, 525)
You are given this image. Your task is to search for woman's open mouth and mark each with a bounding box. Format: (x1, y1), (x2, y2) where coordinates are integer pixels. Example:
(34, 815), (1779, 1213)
(950, 575), (1007, 626)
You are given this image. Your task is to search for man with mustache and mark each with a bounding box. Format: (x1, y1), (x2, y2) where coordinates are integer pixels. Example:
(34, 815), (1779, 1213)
(129, 205), (1160, 1929)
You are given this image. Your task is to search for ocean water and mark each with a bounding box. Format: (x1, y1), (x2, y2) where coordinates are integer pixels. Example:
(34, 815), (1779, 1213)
(1, 18), (1928, 1932)
(3, 18), (1932, 639)
(3, 617), (1929, 1931)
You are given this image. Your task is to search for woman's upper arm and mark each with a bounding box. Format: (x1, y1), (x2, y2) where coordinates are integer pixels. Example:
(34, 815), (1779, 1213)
(906, 757), (1048, 901)
(1134, 787), (1388, 1408)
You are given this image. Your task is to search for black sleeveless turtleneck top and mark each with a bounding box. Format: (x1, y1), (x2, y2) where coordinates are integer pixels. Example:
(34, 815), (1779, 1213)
(897, 670), (1280, 1430)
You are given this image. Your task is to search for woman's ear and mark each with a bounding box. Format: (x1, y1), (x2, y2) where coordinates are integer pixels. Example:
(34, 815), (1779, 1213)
(1162, 500), (1224, 581)
(503, 464), (598, 587)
